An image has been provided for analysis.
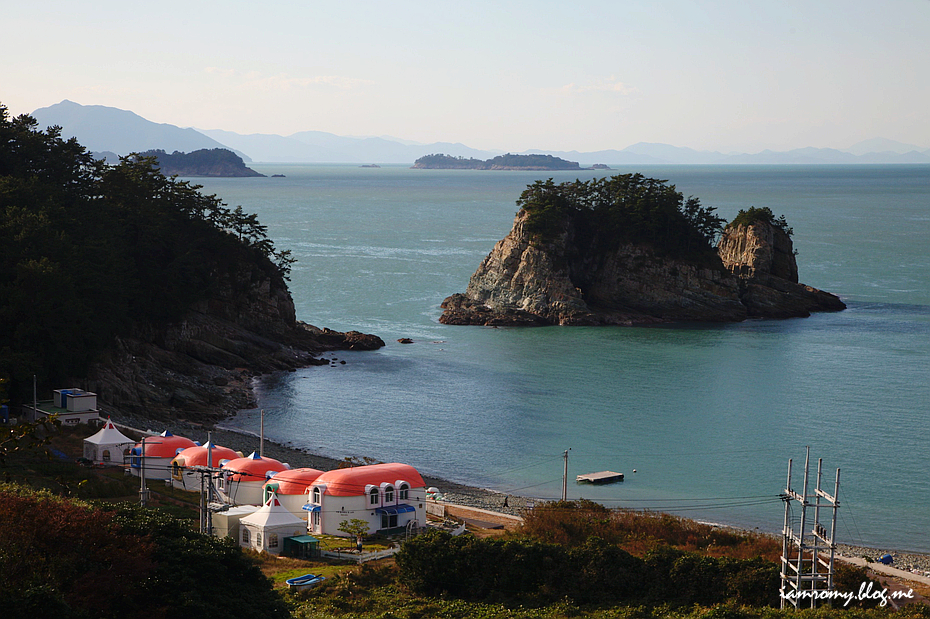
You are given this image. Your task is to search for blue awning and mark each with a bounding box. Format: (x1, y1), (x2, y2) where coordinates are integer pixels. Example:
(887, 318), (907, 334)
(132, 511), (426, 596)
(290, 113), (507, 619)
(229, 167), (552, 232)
(302, 504), (321, 512)
(375, 503), (415, 516)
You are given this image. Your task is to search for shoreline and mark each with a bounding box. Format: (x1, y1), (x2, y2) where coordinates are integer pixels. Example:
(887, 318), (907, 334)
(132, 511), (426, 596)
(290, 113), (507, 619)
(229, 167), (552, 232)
(106, 412), (930, 577)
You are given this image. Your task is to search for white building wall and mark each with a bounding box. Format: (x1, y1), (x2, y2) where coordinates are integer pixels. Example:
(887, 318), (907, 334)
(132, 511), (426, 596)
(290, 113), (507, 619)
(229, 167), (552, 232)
(275, 493), (311, 518)
(225, 480), (267, 506)
(129, 456), (174, 480)
(311, 487), (427, 537)
(239, 523), (306, 555)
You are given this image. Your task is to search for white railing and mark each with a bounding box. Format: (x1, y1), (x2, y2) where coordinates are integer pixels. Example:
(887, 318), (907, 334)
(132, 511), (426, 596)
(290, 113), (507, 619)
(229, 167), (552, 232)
(320, 546), (401, 564)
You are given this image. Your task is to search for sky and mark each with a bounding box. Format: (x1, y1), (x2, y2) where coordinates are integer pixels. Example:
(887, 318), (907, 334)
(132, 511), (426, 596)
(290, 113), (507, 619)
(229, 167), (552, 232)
(3, 0), (930, 153)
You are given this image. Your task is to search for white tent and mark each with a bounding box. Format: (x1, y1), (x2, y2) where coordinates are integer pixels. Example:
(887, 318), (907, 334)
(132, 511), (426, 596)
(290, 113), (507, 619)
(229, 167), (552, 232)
(238, 491), (306, 555)
(83, 420), (134, 466)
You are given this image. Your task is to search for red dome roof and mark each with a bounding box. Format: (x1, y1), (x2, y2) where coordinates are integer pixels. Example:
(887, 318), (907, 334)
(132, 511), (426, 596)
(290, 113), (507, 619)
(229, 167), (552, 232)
(264, 467), (324, 495)
(133, 432), (196, 459)
(311, 463), (425, 497)
(173, 443), (240, 467)
(221, 452), (288, 482)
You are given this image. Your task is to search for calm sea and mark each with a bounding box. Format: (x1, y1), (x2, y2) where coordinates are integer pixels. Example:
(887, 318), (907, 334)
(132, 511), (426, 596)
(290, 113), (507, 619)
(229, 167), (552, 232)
(193, 164), (930, 552)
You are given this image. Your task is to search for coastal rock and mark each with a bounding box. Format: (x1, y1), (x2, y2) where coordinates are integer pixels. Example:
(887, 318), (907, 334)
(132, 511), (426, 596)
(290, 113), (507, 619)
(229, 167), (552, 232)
(718, 222), (846, 317)
(83, 266), (383, 423)
(718, 221), (798, 281)
(440, 210), (843, 326)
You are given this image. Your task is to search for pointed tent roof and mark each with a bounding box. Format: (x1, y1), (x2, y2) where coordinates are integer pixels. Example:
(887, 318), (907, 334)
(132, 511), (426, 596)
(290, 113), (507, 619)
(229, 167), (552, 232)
(84, 420), (133, 446)
(239, 491), (305, 529)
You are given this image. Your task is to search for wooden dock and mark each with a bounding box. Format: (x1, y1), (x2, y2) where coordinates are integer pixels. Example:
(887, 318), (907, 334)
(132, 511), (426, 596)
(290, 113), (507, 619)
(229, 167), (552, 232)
(576, 471), (624, 484)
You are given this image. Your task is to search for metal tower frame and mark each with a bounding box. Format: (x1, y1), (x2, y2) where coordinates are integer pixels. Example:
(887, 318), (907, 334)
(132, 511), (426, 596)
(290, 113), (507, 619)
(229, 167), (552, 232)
(780, 447), (841, 609)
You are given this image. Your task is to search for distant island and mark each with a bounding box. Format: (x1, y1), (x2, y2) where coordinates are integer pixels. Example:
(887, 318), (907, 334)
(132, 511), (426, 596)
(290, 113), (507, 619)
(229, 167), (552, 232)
(139, 148), (265, 177)
(412, 153), (583, 171)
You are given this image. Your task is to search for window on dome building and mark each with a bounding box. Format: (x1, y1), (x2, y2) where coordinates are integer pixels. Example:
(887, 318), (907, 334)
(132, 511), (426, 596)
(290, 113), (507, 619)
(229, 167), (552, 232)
(399, 483), (409, 500)
(312, 487), (321, 504)
(384, 485), (394, 503)
(369, 487), (379, 505)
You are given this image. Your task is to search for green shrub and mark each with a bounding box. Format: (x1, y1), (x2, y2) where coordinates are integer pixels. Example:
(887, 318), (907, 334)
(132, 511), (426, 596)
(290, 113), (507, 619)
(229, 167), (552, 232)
(727, 206), (793, 236)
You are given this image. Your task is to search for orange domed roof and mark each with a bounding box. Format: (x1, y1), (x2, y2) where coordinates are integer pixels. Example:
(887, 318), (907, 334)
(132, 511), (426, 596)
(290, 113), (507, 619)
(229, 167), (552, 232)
(221, 452), (288, 482)
(173, 442), (240, 467)
(311, 463), (425, 497)
(132, 431), (196, 459)
(264, 467), (324, 495)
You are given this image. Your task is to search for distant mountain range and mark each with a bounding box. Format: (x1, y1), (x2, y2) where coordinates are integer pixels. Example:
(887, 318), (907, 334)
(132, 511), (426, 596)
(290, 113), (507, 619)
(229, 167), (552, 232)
(31, 100), (252, 161)
(30, 100), (930, 165)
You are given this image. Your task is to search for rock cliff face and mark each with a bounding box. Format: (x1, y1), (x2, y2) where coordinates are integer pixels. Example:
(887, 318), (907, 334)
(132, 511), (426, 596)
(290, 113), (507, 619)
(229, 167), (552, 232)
(84, 267), (384, 424)
(718, 222), (845, 318)
(440, 211), (844, 326)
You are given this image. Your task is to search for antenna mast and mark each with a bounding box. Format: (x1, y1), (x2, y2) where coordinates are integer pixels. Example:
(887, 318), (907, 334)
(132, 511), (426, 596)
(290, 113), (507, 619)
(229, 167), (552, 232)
(779, 447), (840, 609)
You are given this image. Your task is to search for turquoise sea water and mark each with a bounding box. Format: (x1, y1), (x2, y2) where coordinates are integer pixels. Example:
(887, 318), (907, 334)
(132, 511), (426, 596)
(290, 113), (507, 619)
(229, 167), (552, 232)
(194, 164), (930, 552)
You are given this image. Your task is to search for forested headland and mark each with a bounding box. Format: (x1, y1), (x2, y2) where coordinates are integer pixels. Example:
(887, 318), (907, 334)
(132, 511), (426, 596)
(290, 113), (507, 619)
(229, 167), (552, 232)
(0, 105), (291, 403)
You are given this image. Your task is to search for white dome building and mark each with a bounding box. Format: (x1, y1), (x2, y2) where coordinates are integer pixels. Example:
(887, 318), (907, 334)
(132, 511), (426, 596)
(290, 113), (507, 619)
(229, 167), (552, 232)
(220, 452), (289, 505)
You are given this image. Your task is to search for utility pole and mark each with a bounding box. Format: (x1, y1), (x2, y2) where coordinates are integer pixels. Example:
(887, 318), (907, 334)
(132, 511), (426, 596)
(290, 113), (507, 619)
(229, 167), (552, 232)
(561, 449), (570, 501)
(207, 432), (215, 536)
(140, 436), (149, 507)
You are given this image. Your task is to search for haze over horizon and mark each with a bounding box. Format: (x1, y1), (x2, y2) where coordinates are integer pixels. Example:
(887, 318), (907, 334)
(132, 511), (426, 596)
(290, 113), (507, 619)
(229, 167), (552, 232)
(4, 1), (929, 154)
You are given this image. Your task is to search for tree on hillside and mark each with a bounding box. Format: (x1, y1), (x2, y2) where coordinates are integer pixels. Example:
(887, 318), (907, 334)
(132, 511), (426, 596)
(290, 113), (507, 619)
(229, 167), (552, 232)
(339, 518), (370, 551)
(0, 104), (292, 402)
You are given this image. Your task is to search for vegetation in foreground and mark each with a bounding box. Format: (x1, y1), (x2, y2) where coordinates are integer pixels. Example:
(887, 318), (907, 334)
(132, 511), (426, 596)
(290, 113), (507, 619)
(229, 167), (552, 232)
(0, 483), (288, 618)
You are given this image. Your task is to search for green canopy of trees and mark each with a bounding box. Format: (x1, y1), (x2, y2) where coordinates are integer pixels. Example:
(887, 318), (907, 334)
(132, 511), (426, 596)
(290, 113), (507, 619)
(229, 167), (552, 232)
(516, 173), (726, 262)
(0, 104), (293, 401)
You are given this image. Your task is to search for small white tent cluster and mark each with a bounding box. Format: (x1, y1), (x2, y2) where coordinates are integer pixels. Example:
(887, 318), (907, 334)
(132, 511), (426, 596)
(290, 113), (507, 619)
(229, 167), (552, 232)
(82, 420), (134, 466)
(238, 492), (306, 555)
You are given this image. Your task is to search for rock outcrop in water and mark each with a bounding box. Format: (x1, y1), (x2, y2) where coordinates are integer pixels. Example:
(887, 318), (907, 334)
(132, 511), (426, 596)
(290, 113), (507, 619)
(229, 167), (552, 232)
(85, 265), (384, 424)
(440, 200), (844, 326)
(718, 219), (846, 318)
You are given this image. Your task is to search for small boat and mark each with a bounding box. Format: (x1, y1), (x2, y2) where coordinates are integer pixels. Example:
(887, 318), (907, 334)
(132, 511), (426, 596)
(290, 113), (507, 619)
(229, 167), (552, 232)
(286, 573), (326, 591)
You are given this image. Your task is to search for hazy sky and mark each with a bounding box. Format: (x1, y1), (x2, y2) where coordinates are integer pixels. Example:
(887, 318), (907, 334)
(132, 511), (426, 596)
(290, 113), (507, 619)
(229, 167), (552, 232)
(4, 0), (929, 153)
